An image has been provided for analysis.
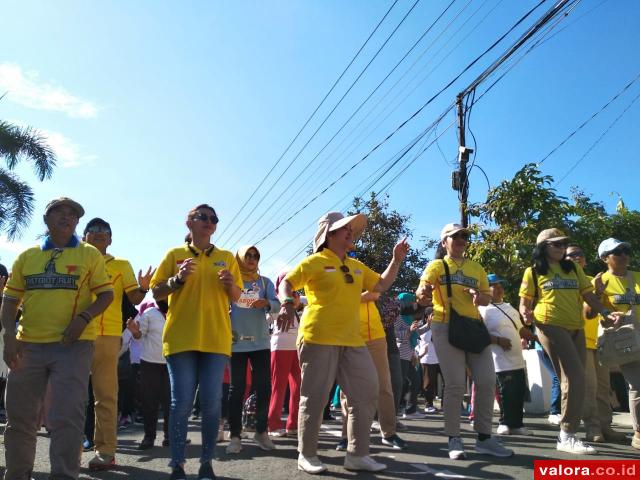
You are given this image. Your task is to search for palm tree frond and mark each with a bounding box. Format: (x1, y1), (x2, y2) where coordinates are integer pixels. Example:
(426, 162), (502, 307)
(0, 167), (35, 239)
(0, 120), (56, 180)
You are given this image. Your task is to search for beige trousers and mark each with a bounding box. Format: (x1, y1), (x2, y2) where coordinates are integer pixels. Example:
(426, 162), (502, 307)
(297, 343), (378, 457)
(536, 323), (586, 433)
(340, 337), (396, 439)
(91, 335), (121, 457)
(430, 322), (496, 437)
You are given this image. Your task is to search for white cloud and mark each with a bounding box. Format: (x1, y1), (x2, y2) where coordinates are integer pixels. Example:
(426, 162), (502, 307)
(0, 235), (29, 254)
(40, 129), (97, 168)
(0, 63), (98, 118)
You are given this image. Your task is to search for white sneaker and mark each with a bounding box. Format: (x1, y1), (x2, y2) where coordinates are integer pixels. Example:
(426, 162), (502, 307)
(556, 436), (597, 454)
(298, 453), (327, 474)
(548, 414), (561, 425)
(344, 453), (386, 472)
(370, 421), (381, 431)
(269, 429), (287, 437)
(496, 425), (510, 435)
(226, 436), (242, 454)
(254, 431), (276, 451)
(475, 437), (514, 457)
(448, 437), (466, 460)
(402, 411), (424, 419)
(511, 427), (532, 436)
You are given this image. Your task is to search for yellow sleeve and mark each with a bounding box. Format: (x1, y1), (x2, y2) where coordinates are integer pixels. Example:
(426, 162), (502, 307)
(476, 263), (490, 295)
(227, 253), (244, 290)
(519, 267), (535, 300)
(121, 260), (139, 293)
(285, 258), (306, 292)
(3, 251), (26, 300)
(420, 260), (442, 287)
(359, 261), (381, 291)
(575, 264), (592, 295)
(89, 252), (114, 294)
(150, 250), (177, 288)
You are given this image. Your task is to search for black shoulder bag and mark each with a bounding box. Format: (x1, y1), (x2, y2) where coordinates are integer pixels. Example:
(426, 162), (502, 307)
(442, 260), (491, 353)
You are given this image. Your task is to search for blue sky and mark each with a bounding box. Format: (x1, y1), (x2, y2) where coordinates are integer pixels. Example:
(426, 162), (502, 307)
(1, 0), (639, 280)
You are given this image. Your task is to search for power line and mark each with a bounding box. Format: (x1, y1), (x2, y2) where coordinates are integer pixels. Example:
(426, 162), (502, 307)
(555, 90), (640, 185)
(226, 0), (458, 247)
(220, 0), (422, 245)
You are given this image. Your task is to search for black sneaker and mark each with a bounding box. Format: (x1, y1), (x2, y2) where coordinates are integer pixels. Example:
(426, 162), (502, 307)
(382, 434), (407, 450)
(335, 438), (348, 451)
(198, 461), (216, 480)
(169, 465), (187, 480)
(138, 436), (154, 450)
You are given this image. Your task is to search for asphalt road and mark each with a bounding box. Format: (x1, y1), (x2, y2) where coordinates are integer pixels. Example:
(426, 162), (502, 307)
(1, 411), (637, 479)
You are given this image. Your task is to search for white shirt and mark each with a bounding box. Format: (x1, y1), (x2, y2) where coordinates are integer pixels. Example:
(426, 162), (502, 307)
(270, 296), (305, 351)
(478, 302), (525, 373)
(138, 307), (167, 364)
(418, 329), (439, 364)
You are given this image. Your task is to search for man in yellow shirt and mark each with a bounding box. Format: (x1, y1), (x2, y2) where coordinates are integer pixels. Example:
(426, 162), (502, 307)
(82, 217), (153, 470)
(1, 197), (113, 479)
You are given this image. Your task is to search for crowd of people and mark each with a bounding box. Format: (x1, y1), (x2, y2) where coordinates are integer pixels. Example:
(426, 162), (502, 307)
(0, 197), (638, 480)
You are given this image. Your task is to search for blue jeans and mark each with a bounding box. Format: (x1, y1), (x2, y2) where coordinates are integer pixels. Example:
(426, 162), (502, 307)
(166, 351), (228, 467)
(540, 350), (561, 415)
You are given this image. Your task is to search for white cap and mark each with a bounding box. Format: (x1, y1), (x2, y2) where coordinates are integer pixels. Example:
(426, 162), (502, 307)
(597, 238), (630, 259)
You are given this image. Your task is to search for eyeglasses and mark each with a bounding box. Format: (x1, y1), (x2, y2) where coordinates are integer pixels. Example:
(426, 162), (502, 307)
(245, 252), (260, 260)
(86, 225), (111, 234)
(449, 232), (470, 241)
(192, 212), (219, 224)
(609, 247), (631, 257)
(339, 265), (354, 284)
(566, 251), (584, 259)
(547, 241), (568, 249)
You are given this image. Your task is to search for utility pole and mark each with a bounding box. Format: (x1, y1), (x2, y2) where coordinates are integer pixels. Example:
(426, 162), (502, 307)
(452, 93), (473, 227)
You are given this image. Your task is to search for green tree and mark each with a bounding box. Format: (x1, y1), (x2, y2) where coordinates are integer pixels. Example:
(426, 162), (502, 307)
(0, 119), (56, 239)
(467, 162), (640, 302)
(348, 192), (436, 295)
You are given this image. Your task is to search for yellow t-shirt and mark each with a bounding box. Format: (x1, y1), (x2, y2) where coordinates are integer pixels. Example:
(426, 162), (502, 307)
(583, 275), (598, 350)
(419, 257), (489, 323)
(359, 300), (385, 342)
(519, 264), (591, 330)
(3, 242), (113, 342)
(94, 255), (139, 337)
(598, 270), (640, 315)
(150, 244), (243, 356)
(285, 249), (380, 347)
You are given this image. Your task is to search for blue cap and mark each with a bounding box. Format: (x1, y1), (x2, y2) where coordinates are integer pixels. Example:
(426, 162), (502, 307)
(487, 273), (506, 285)
(397, 292), (416, 302)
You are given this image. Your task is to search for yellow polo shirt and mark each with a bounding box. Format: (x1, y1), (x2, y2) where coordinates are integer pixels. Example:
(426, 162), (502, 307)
(94, 255), (139, 336)
(419, 257), (489, 323)
(151, 244), (243, 356)
(285, 249), (380, 347)
(4, 242), (113, 342)
(519, 264), (591, 330)
(598, 270), (640, 315)
(583, 275), (598, 350)
(359, 300), (385, 342)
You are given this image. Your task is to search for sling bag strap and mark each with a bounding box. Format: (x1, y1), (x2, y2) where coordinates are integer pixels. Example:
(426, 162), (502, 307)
(441, 259), (453, 299)
(492, 302), (522, 332)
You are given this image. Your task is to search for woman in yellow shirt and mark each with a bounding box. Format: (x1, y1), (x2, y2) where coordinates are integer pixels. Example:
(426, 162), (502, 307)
(416, 223), (512, 460)
(151, 204), (242, 480)
(277, 211), (408, 475)
(593, 238), (640, 450)
(519, 228), (616, 455)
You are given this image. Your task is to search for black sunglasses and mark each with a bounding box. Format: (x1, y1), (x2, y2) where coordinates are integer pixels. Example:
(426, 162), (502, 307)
(610, 247), (631, 257)
(449, 232), (470, 241)
(86, 225), (111, 234)
(547, 240), (568, 248)
(339, 265), (354, 284)
(245, 252), (260, 260)
(192, 212), (219, 224)
(566, 251), (584, 259)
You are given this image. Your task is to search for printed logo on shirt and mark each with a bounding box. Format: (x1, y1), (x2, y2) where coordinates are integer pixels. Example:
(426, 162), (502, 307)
(354, 268), (362, 275)
(24, 254), (79, 291)
(541, 274), (578, 291)
(214, 261), (226, 267)
(236, 282), (261, 308)
(66, 265), (78, 274)
(612, 289), (640, 306)
(324, 266), (336, 272)
(438, 270), (478, 288)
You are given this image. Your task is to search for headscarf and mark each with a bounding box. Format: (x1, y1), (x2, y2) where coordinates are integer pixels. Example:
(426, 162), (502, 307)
(236, 245), (260, 282)
(398, 292), (418, 348)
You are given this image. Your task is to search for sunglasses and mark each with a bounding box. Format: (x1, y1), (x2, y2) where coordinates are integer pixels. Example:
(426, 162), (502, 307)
(245, 252), (260, 260)
(609, 247), (631, 257)
(565, 251), (584, 259)
(449, 232), (470, 241)
(86, 225), (111, 234)
(340, 265), (354, 284)
(547, 240), (568, 248)
(192, 212), (219, 224)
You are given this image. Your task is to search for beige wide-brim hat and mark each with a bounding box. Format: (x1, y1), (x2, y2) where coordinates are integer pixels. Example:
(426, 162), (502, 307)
(440, 223), (469, 241)
(536, 228), (569, 245)
(44, 197), (85, 218)
(313, 212), (367, 253)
